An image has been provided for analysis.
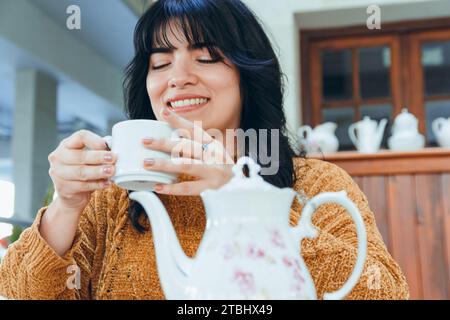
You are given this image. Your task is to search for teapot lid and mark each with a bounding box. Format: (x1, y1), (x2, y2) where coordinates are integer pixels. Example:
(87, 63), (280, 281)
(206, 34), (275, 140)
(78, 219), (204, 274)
(395, 108), (417, 124)
(219, 156), (279, 192)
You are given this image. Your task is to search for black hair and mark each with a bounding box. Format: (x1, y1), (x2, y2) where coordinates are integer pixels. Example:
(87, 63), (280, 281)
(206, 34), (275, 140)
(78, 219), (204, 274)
(123, 0), (298, 232)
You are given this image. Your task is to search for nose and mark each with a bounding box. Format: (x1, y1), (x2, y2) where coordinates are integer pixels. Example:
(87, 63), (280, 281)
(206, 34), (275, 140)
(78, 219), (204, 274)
(168, 61), (198, 88)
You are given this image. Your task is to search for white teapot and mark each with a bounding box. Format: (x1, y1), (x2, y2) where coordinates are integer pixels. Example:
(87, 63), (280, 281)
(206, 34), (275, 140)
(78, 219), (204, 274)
(297, 122), (339, 154)
(432, 117), (450, 148)
(388, 109), (425, 151)
(130, 157), (367, 300)
(348, 116), (388, 153)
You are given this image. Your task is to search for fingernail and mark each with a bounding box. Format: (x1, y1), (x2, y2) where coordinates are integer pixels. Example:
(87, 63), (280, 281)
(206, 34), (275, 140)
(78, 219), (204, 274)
(144, 158), (155, 166)
(161, 107), (170, 118)
(103, 166), (113, 174)
(103, 180), (111, 187)
(142, 137), (154, 145)
(154, 184), (163, 191)
(104, 153), (113, 162)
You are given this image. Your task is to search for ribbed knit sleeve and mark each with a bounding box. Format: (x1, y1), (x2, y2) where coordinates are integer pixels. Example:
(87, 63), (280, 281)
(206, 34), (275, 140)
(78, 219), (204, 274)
(0, 199), (99, 300)
(291, 158), (409, 300)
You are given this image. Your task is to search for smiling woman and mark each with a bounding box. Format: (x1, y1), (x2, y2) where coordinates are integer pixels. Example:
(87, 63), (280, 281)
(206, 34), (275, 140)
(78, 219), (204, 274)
(122, 0), (296, 232)
(0, 0), (409, 300)
(146, 30), (241, 131)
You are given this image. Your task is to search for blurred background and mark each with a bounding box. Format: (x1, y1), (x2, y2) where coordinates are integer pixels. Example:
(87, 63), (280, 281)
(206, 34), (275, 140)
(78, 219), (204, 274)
(0, 0), (449, 299)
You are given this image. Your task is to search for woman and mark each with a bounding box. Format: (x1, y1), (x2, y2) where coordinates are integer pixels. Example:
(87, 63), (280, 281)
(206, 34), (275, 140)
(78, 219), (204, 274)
(0, 0), (408, 299)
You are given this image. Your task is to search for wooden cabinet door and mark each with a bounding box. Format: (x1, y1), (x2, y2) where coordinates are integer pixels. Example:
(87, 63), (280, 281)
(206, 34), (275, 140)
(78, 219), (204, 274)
(326, 149), (450, 299)
(409, 29), (450, 144)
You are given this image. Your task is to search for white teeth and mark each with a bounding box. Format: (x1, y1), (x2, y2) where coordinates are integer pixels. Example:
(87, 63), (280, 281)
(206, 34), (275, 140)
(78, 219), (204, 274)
(170, 98), (208, 108)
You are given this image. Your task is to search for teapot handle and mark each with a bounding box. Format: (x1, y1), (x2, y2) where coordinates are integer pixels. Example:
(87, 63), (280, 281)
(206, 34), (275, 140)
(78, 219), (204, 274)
(348, 124), (359, 149)
(432, 118), (446, 137)
(298, 125), (313, 140)
(292, 191), (367, 300)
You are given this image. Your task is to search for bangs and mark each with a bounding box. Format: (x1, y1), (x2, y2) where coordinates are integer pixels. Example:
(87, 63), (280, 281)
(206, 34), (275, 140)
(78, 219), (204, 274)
(141, 2), (226, 59)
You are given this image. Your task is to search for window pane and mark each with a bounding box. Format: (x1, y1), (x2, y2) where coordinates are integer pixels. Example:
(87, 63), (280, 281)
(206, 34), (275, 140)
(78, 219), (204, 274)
(360, 104), (393, 148)
(321, 50), (353, 101)
(425, 100), (450, 145)
(422, 41), (450, 97)
(359, 47), (391, 99)
(322, 107), (354, 151)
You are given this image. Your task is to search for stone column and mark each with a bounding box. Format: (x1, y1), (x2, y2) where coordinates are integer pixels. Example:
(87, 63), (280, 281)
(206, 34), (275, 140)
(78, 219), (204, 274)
(12, 69), (57, 221)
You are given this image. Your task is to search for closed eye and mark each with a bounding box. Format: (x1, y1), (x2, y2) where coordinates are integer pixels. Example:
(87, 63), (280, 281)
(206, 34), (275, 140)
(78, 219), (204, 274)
(151, 63), (170, 70)
(152, 57), (224, 70)
(197, 57), (224, 64)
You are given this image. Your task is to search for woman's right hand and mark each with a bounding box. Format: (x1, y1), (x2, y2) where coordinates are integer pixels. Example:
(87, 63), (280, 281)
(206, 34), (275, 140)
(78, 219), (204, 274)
(48, 129), (117, 214)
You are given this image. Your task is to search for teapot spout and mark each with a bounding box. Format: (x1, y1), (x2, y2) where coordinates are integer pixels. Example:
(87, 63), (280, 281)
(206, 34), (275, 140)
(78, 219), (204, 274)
(376, 118), (388, 148)
(129, 191), (192, 299)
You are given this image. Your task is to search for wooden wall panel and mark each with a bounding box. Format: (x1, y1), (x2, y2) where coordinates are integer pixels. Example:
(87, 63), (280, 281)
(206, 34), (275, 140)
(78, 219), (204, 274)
(317, 149), (450, 299)
(386, 175), (422, 299)
(414, 175), (449, 299)
(353, 177), (363, 188)
(442, 174), (450, 295)
(361, 176), (391, 252)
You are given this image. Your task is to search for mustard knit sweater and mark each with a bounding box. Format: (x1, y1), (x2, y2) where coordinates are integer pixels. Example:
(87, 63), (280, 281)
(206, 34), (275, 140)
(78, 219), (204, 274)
(0, 158), (409, 300)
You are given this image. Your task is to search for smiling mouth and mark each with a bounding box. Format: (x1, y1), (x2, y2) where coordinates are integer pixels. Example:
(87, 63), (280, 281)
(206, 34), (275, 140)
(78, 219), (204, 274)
(167, 98), (210, 113)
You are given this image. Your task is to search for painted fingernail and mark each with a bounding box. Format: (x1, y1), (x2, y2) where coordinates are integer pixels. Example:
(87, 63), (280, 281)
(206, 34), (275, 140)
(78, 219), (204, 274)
(103, 166), (113, 174)
(154, 184), (163, 191)
(142, 137), (154, 145)
(144, 158), (155, 166)
(161, 107), (170, 118)
(104, 153), (113, 162)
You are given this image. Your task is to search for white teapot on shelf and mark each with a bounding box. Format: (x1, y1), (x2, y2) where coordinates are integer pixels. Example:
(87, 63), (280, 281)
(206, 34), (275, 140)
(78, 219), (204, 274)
(130, 157), (367, 300)
(432, 117), (450, 148)
(297, 122), (339, 154)
(348, 116), (388, 153)
(388, 108), (425, 151)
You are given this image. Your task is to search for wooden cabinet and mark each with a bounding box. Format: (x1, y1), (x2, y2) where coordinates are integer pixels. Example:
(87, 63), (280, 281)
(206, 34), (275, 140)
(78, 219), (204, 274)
(301, 18), (450, 150)
(315, 148), (450, 299)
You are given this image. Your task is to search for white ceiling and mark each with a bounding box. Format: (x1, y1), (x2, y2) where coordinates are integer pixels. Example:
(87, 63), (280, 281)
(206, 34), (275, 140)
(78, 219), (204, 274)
(32, 0), (137, 69)
(0, 0), (138, 134)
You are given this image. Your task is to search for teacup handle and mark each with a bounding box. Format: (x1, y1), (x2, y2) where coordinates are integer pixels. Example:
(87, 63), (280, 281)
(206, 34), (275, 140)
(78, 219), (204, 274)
(292, 191), (367, 300)
(103, 136), (113, 150)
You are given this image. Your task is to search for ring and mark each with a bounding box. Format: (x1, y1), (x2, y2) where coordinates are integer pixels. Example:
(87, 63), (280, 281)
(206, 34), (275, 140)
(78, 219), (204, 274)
(202, 141), (213, 152)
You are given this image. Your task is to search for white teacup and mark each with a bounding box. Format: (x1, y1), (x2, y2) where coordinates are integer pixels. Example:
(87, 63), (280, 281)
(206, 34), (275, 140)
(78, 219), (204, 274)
(104, 120), (178, 191)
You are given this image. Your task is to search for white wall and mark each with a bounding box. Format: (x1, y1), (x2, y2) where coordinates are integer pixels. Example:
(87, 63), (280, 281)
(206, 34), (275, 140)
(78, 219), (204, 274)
(243, 0), (450, 139)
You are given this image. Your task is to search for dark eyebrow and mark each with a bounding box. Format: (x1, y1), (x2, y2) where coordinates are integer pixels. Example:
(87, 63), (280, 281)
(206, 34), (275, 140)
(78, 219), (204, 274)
(150, 42), (216, 55)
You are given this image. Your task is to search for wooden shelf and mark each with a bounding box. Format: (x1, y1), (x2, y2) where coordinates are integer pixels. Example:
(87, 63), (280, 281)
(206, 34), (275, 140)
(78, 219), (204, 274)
(309, 148), (450, 176)
(310, 147), (450, 299)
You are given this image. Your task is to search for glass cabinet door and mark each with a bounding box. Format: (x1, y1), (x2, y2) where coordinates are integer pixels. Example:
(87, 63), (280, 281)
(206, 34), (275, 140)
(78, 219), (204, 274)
(421, 40), (450, 145)
(313, 37), (400, 151)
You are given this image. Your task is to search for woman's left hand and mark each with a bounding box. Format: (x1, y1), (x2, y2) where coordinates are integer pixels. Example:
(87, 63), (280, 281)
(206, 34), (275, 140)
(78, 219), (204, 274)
(142, 107), (235, 195)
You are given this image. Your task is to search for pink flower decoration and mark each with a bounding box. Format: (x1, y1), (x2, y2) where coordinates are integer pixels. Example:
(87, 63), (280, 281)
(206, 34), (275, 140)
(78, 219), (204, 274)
(222, 244), (234, 260)
(257, 249), (265, 258)
(282, 256), (293, 267)
(247, 244), (256, 257)
(233, 270), (255, 293)
(270, 229), (285, 248)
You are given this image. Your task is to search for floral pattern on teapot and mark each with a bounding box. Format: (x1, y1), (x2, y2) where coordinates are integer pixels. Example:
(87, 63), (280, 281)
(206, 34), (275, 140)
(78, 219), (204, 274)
(129, 157), (367, 300)
(202, 225), (311, 300)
